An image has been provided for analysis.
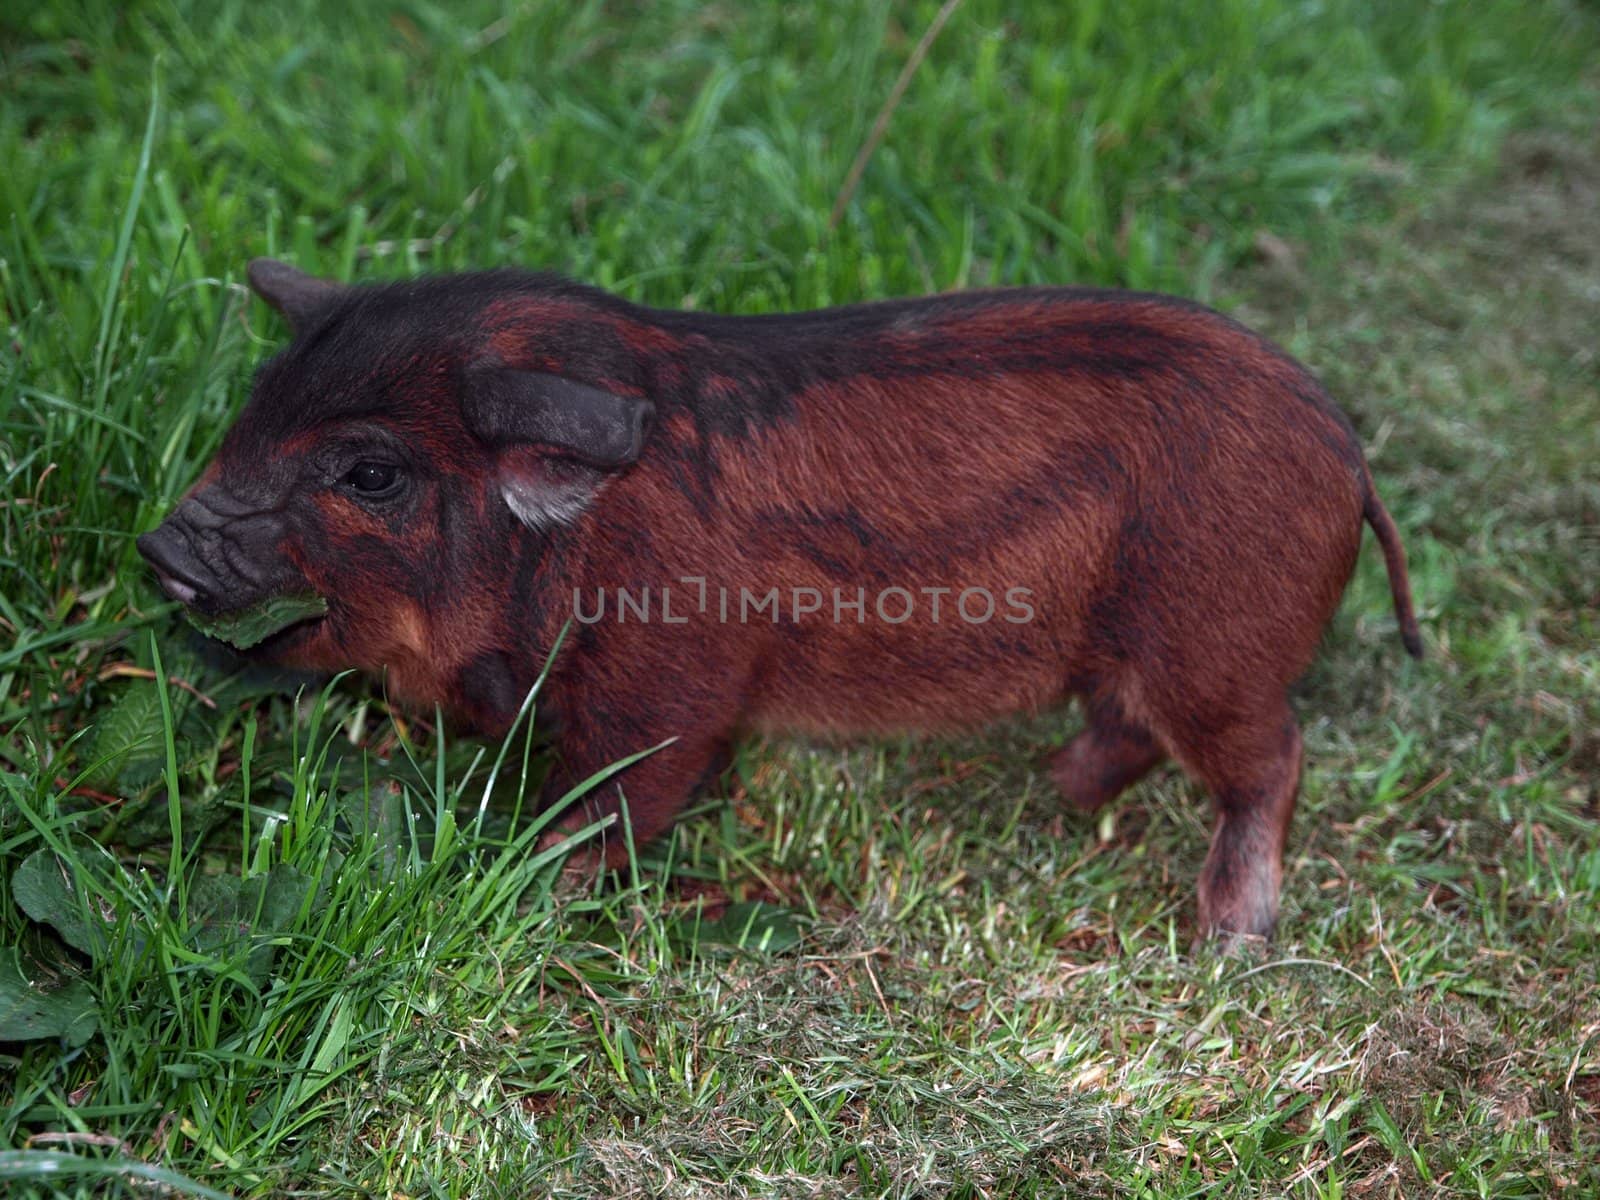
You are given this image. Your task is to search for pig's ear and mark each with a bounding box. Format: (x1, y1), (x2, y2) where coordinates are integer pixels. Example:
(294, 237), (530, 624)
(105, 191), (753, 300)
(246, 258), (344, 332)
(464, 367), (654, 530)
(463, 368), (654, 468)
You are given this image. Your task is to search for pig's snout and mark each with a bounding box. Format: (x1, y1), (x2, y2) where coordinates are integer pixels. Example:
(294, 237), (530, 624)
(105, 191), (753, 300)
(136, 489), (289, 614)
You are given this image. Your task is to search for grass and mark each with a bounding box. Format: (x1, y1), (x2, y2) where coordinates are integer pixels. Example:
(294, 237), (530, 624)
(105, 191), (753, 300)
(2, 0), (1599, 1195)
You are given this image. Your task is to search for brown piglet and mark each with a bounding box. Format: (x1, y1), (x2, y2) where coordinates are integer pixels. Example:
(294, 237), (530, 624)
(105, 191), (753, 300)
(138, 260), (1423, 943)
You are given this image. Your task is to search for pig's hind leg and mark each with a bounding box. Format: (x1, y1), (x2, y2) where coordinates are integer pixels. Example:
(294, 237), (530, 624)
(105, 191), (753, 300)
(1050, 693), (1165, 813)
(1161, 696), (1304, 944)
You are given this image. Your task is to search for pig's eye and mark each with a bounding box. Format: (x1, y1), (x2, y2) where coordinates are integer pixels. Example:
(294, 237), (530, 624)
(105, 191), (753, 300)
(342, 461), (403, 498)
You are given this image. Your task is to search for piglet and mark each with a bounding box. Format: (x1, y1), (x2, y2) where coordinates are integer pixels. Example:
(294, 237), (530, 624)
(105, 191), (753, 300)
(138, 260), (1422, 941)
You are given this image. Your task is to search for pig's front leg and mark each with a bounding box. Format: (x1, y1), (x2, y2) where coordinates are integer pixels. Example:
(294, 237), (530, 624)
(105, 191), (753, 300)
(537, 685), (739, 870)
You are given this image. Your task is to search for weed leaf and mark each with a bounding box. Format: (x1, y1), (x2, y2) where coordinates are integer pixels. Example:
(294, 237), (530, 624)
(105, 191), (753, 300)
(691, 901), (808, 953)
(0, 949), (97, 1045)
(85, 681), (167, 788)
(186, 592), (328, 650)
(188, 864), (312, 982)
(11, 850), (106, 958)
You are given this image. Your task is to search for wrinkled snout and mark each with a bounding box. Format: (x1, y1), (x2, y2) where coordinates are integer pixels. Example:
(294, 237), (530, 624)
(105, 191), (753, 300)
(136, 488), (290, 614)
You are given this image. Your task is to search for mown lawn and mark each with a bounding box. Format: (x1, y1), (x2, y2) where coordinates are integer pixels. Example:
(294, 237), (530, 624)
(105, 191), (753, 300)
(2, 2), (1598, 1196)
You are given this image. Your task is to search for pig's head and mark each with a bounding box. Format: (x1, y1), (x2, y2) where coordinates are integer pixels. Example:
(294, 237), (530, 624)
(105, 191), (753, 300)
(136, 259), (654, 731)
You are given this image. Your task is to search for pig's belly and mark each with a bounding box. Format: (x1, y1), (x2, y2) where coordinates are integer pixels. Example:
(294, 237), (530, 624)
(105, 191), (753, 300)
(742, 597), (1086, 738)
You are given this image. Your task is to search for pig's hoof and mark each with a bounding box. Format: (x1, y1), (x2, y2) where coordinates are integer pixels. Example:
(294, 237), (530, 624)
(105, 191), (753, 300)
(1193, 887), (1278, 955)
(1049, 744), (1116, 813)
(1189, 927), (1273, 959)
(1048, 720), (1162, 814)
(536, 827), (606, 879)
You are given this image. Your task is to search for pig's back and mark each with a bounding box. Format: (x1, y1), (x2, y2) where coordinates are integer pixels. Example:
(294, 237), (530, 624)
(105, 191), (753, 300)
(593, 289), (1369, 734)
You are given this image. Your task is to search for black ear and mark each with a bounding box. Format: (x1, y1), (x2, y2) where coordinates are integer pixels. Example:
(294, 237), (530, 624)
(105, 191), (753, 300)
(246, 258), (344, 332)
(464, 367), (654, 468)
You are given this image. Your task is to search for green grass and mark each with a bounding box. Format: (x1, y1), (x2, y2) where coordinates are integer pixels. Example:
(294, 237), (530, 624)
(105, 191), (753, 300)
(3, 1), (1599, 1195)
